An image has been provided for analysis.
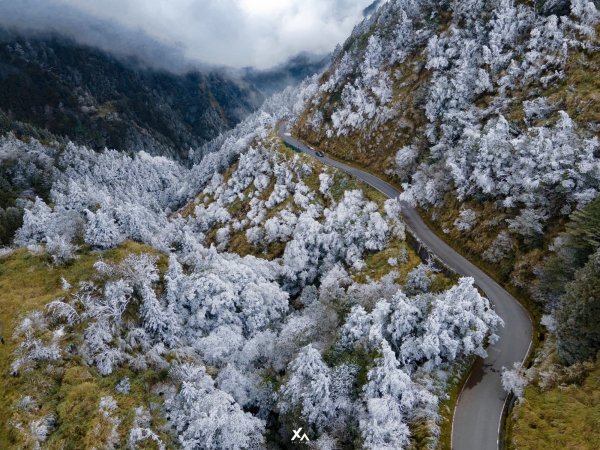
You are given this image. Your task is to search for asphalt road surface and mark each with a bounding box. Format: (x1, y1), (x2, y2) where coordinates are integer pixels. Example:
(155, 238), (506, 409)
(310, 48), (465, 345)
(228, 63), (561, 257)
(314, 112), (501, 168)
(278, 124), (533, 450)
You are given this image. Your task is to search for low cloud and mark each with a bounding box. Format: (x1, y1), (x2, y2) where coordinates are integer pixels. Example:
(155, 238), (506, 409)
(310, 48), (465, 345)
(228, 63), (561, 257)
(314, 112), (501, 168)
(0, 0), (373, 70)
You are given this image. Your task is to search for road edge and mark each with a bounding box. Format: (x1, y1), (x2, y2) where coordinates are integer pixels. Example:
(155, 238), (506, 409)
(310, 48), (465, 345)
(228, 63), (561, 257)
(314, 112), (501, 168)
(277, 123), (536, 450)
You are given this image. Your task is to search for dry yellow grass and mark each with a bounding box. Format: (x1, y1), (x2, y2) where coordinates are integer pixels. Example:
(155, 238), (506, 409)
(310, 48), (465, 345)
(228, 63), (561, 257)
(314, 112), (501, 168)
(509, 347), (600, 450)
(0, 242), (169, 448)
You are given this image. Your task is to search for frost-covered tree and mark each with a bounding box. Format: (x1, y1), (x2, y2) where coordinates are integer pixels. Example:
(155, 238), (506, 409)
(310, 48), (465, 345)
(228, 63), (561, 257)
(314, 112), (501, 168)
(387, 292), (422, 355)
(394, 145), (419, 180)
(216, 364), (270, 414)
(45, 234), (78, 265)
(454, 208), (477, 232)
(404, 264), (434, 295)
(482, 231), (513, 262)
(419, 278), (503, 370)
(339, 305), (371, 350)
(360, 342), (436, 450)
(84, 209), (124, 249)
(279, 345), (337, 431)
(318, 172), (333, 195)
(501, 362), (528, 399)
(167, 364), (265, 449)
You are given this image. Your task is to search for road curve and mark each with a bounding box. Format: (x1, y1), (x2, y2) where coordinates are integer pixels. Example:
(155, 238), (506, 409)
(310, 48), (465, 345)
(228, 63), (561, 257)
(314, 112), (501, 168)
(278, 125), (533, 450)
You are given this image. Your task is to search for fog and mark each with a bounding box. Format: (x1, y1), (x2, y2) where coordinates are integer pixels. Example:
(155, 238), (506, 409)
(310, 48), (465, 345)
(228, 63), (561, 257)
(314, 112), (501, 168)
(0, 0), (374, 70)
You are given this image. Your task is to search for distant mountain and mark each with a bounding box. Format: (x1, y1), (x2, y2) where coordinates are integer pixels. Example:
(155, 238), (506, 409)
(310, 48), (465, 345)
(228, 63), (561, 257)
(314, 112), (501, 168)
(242, 52), (329, 97)
(0, 31), (264, 159)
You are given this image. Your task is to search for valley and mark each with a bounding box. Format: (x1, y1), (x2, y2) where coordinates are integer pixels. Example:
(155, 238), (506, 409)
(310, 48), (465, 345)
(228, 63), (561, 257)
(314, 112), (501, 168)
(0, 1), (599, 449)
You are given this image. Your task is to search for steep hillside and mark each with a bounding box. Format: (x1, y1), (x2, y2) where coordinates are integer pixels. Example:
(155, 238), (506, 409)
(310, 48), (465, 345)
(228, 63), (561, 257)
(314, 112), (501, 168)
(0, 242), (175, 448)
(503, 331), (600, 450)
(0, 84), (503, 449)
(0, 31), (264, 159)
(0, 32), (334, 248)
(291, 0), (600, 446)
(1, 1), (599, 448)
(295, 0), (600, 350)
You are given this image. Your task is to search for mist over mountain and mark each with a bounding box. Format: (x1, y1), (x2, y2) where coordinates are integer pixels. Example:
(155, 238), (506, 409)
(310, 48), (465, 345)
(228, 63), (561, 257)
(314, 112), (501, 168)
(0, 0), (373, 69)
(1, 1), (599, 449)
(242, 52), (330, 97)
(0, 30), (264, 159)
(0, 0), (197, 73)
(0, 18), (332, 159)
(0, 0), (353, 159)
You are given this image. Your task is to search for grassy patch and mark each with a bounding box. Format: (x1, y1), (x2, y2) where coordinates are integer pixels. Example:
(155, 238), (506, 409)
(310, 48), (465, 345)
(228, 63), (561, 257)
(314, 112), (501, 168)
(0, 242), (169, 448)
(354, 239), (421, 284)
(509, 355), (600, 450)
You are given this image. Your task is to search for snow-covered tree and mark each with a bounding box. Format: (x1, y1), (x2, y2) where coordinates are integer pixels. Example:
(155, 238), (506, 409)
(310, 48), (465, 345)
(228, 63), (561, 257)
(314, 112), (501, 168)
(501, 363), (528, 399)
(45, 234), (78, 265)
(404, 264), (434, 295)
(84, 209), (124, 249)
(167, 364), (265, 449)
(482, 231), (513, 262)
(419, 277), (503, 370)
(454, 208), (477, 232)
(360, 342), (436, 450)
(279, 345), (337, 431)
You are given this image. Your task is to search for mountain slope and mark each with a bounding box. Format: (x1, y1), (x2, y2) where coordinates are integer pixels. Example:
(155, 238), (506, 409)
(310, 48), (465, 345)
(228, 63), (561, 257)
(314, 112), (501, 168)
(0, 84), (506, 449)
(294, 0), (600, 349)
(280, 125), (532, 450)
(290, 0), (600, 447)
(0, 31), (264, 159)
(1, 1), (599, 449)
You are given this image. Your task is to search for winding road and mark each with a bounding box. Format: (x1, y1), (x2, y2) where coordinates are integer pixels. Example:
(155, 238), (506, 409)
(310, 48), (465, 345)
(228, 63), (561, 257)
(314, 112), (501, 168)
(278, 124), (533, 450)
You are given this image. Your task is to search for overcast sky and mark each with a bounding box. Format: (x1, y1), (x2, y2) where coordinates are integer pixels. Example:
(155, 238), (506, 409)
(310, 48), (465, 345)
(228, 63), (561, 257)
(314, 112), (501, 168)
(0, 0), (374, 69)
